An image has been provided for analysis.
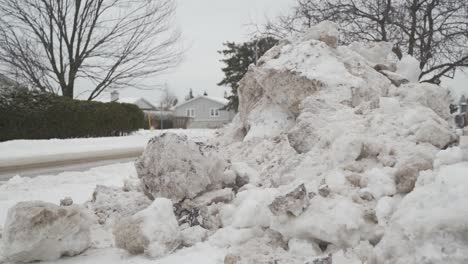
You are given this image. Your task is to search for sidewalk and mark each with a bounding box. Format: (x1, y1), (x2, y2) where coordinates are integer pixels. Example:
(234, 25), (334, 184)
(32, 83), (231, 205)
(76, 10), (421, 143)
(0, 147), (144, 177)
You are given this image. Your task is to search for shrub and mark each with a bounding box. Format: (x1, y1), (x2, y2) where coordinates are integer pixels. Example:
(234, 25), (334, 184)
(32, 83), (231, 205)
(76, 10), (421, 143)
(0, 90), (144, 141)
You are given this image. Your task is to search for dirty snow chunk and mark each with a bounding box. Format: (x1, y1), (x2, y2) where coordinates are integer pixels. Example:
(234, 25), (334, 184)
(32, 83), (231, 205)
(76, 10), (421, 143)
(331, 136), (363, 165)
(379, 97), (401, 114)
(288, 238), (322, 257)
(113, 198), (180, 258)
(272, 196), (365, 247)
(362, 168), (396, 199)
(242, 97), (295, 141)
(88, 185), (151, 224)
(376, 163), (468, 264)
(269, 184), (310, 217)
(394, 154), (433, 193)
(375, 196), (396, 226)
(2, 201), (91, 263)
(208, 227), (262, 248)
(434, 147), (464, 168)
(181, 226), (209, 247)
(224, 188), (279, 229)
(396, 83), (452, 120)
(302, 21), (339, 48)
(318, 184), (331, 197)
(230, 162), (259, 187)
(414, 120), (455, 148)
(396, 55), (421, 83)
(193, 188), (234, 206)
(135, 133), (226, 202)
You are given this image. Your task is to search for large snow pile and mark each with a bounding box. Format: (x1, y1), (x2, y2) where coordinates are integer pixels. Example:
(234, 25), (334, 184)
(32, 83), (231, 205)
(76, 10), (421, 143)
(211, 21), (463, 263)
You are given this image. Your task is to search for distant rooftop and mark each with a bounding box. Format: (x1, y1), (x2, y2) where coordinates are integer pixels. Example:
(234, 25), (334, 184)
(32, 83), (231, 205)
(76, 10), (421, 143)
(175, 95), (229, 108)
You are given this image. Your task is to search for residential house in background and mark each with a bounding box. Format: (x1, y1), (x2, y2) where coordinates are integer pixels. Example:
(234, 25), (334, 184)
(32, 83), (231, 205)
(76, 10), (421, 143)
(100, 91), (192, 129)
(174, 95), (235, 128)
(109, 91), (157, 111)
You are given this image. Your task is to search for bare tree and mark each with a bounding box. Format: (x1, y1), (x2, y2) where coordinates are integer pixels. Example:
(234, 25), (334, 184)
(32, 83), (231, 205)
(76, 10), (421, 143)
(159, 85), (177, 111)
(0, 0), (182, 100)
(259, 0), (468, 84)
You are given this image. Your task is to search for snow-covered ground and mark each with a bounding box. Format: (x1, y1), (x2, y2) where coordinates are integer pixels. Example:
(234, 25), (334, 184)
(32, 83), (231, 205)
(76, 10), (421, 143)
(0, 129), (214, 168)
(0, 163), (226, 264)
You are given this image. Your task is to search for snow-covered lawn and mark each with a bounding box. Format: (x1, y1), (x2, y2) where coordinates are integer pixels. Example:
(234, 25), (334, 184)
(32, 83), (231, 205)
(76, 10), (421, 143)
(0, 129), (214, 167)
(0, 163), (134, 225)
(0, 129), (225, 264)
(0, 162), (226, 264)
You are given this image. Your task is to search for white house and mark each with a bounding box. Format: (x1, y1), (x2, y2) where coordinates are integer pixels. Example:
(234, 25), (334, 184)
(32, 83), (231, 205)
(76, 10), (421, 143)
(174, 95), (236, 128)
(108, 91), (156, 111)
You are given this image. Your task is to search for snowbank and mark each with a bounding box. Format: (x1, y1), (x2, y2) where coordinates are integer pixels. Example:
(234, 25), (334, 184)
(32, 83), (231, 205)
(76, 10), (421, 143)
(212, 20), (461, 263)
(0, 129), (215, 168)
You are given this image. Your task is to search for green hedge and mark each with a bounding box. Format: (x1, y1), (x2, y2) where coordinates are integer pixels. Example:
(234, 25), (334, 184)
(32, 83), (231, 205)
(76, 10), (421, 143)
(0, 90), (144, 141)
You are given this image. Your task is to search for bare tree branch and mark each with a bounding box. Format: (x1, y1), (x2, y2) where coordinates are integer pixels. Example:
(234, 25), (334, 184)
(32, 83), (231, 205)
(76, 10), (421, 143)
(0, 0), (182, 99)
(257, 0), (468, 83)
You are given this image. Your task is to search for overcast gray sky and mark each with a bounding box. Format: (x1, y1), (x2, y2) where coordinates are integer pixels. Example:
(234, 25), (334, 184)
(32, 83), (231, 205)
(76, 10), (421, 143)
(85, 0), (466, 104)
(87, 0), (295, 104)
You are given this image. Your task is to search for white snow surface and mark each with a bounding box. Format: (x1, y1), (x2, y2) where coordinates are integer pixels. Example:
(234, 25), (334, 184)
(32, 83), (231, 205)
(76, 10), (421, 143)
(0, 129), (214, 167)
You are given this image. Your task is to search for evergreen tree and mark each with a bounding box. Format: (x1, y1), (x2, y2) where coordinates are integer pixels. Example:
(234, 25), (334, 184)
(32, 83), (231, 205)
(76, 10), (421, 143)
(218, 37), (278, 111)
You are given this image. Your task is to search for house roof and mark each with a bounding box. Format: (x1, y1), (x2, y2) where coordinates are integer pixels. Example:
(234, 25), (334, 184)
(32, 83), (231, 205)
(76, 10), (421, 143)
(96, 96), (156, 110)
(175, 95), (229, 109)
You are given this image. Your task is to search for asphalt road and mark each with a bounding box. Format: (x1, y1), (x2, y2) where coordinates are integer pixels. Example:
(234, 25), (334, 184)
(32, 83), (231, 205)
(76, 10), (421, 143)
(0, 149), (142, 181)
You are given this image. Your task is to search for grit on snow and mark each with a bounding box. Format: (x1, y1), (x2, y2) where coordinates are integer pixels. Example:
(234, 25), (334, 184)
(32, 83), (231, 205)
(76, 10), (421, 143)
(1, 21), (468, 264)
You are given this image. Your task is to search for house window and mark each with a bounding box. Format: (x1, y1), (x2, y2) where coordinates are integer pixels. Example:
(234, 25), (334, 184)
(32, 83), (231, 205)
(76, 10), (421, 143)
(210, 108), (219, 117)
(186, 109), (195, 117)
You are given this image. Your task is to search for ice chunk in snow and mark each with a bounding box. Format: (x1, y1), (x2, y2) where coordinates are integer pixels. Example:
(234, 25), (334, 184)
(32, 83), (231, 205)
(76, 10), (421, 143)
(113, 198), (181, 258)
(2, 201), (91, 263)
